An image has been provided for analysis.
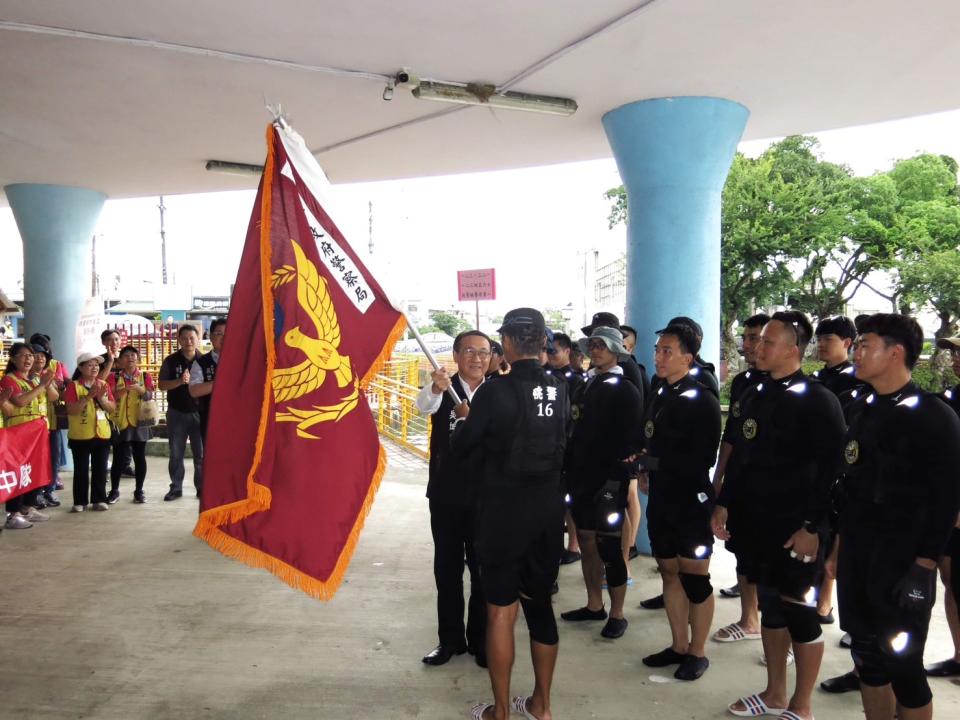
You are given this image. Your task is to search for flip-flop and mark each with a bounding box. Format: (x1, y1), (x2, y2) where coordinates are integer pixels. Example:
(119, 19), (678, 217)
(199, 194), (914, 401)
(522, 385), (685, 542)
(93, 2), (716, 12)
(713, 622), (761, 642)
(728, 693), (786, 717)
(777, 712), (812, 720)
(469, 702), (494, 720)
(512, 695), (541, 720)
(760, 649), (794, 667)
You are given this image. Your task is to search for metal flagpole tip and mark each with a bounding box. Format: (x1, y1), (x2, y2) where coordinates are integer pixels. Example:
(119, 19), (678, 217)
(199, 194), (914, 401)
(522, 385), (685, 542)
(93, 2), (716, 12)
(265, 102), (290, 129)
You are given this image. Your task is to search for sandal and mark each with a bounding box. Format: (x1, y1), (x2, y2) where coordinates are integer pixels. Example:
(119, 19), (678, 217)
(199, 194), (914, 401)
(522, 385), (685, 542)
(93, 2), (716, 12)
(713, 622), (761, 643)
(728, 693), (786, 717)
(760, 649), (794, 667)
(512, 696), (540, 720)
(469, 702), (494, 720)
(777, 712), (812, 720)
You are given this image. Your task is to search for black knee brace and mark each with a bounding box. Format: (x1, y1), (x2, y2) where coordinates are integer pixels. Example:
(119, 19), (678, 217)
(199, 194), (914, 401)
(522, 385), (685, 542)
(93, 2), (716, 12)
(780, 599), (822, 644)
(679, 572), (713, 604)
(596, 534), (628, 587)
(756, 584), (787, 629)
(851, 636), (890, 687)
(520, 596), (558, 646)
(890, 663), (933, 709)
(851, 636), (932, 708)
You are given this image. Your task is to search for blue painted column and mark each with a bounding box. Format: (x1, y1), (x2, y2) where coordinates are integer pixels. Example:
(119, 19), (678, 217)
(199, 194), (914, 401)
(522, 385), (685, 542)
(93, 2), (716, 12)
(5, 184), (106, 372)
(602, 97), (748, 554)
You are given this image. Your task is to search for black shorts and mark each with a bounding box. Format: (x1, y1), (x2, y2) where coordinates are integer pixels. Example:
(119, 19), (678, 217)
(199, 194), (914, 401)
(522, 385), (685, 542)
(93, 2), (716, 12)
(476, 484), (564, 606)
(733, 513), (823, 601)
(838, 529), (931, 643)
(646, 495), (714, 560)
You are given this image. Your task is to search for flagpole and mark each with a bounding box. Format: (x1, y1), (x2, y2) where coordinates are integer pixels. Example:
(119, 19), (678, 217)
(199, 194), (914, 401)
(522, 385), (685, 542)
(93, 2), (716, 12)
(406, 317), (463, 405)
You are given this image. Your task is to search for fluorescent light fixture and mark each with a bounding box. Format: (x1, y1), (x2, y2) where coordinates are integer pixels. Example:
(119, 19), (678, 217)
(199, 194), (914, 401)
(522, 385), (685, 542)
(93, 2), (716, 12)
(412, 81), (577, 116)
(205, 160), (264, 176)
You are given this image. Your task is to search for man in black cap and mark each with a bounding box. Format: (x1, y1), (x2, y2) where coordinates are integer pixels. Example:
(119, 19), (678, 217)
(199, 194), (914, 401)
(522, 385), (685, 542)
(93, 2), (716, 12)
(813, 316), (863, 407)
(637, 323), (722, 681)
(713, 310), (846, 720)
(415, 329), (492, 667)
(837, 314), (960, 720)
(450, 308), (568, 720)
(562, 325), (643, 640)
(581, 312), (649, 405)
(711, 312), (769, 635)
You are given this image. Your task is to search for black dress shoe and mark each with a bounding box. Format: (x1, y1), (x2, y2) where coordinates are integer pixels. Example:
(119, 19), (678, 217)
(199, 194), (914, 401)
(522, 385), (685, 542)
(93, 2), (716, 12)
(675, 655), (709, 681)
(818, 608), (835, 624)
(925, 658), (960, 677)
(43, 491), (61, 507)
(639, 594), (665, 610)
(642, 646), (687, 667)
(422, 644), (466, 666)
(560, 549), (581, 565)
(719, 584), (741, 598)
(820, 671), (861, 693)
(163, 490), (183, 502)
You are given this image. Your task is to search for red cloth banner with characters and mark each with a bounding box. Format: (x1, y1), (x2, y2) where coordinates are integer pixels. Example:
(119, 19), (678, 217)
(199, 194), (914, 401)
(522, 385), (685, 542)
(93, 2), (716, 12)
(194, 122), (405, 599)
(0, 419), (51, 503)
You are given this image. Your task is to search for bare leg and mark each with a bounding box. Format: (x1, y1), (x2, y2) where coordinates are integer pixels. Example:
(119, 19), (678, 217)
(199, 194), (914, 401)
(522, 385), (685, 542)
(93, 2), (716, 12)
(522, 637), (556, 720)
(939, 558), (960, 660)
(623, 478), (640, 562)
(729, 625), (790, 713)
(608, 580), (627, 620)
(621, 512), (633, 580)
(564, 510), (579, 553)
(678, 556), (714, 658)
(658, 558), (690, 653)
(577, 530), (604, 611)
(485, 602), (519, 720)
(739, 576), (760, 632)
(897, 702), (933, 720)
(789, 638), (824, 718)
(860, 684), (896, 720)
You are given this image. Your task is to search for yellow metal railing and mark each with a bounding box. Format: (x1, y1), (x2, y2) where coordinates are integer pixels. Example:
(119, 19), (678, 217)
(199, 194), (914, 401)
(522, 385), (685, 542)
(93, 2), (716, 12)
(366, 354), (432, 459)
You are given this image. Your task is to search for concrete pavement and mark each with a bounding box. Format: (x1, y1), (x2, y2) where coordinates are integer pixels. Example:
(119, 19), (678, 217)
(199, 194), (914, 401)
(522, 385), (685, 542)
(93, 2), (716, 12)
(2, 443), (958, 719)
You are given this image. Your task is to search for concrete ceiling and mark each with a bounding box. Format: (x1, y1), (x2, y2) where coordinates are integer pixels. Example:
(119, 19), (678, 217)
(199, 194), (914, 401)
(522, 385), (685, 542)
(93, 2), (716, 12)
(1, 0), (959, 203)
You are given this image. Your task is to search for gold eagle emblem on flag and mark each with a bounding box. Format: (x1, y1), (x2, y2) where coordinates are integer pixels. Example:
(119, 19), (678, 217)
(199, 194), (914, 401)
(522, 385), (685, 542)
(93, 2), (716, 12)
(272, 239), (359, 438)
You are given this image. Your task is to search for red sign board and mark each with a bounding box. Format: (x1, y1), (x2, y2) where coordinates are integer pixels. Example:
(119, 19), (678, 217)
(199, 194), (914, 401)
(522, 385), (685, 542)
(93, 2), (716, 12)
(457, 268), (496, 302)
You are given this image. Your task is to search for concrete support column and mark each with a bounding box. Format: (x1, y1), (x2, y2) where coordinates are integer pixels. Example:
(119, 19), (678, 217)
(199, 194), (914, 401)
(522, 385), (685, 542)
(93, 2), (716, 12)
(602, 97), (748, 553)
(5, 184), (106, 369)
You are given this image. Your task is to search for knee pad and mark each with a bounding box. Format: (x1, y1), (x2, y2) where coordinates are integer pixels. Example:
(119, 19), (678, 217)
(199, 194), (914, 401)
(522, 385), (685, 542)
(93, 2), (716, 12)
(889, 663), (932, 709)
(851, 636), (890, 687)
(679, 572), (713, 604)
(757, 585), (787, 630)
(596, 535), (628, 587)
(520, 596), (558, 646)
(780, 599), (822, 644)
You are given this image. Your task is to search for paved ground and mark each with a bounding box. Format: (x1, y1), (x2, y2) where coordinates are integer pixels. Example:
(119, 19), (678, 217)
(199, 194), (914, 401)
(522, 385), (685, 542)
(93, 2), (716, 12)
(2, 442), (959, 719)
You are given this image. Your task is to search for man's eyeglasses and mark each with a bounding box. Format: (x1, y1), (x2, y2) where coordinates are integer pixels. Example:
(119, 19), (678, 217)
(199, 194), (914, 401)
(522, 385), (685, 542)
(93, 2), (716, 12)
(459, 348), (491, 359)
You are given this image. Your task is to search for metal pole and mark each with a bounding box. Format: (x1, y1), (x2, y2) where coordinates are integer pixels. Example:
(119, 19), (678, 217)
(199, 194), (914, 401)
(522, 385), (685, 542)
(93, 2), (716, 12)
(475, 300), (480, 331)
(406, 316), (462, 405)
(159, 196), (168, 285)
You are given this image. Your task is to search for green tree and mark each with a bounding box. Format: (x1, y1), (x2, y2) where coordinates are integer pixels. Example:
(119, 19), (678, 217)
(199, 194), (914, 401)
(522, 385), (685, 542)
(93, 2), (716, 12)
(428, 310), (470, 337)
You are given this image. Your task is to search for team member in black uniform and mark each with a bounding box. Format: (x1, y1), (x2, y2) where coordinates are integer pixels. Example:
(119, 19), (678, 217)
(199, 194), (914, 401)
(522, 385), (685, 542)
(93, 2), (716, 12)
(836, 315), (960, 720)
(547, 332), (586, 565)
(561, 326), (643, 639)
(415, 330), (491, 667)
(486, 341), (506, 378)
(712, 313), (769, 638)
(450, 308), (568, 720)
(813, 316), (862, 405)
(925, 336), (960, 679)
(581, 312), (649, 403)
(713, 311), (846, 720)
(637, 324), (721, 681)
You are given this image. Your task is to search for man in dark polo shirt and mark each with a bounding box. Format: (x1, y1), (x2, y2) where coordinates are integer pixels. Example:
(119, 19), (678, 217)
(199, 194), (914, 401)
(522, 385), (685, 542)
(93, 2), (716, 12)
(189, 317), (226, 440)
(158, 324), (203, 501)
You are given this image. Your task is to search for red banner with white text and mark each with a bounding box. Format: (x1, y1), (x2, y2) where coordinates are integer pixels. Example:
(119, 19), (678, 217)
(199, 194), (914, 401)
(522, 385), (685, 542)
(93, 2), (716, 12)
(0, 419), (51, 503)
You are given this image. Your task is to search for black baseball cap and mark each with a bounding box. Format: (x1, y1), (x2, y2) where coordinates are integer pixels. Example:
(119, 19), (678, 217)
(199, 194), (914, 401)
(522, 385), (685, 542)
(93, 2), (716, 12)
(581, 311), (620, 336)
(657, 315), (703, 341)
(498, 307), (546, 335)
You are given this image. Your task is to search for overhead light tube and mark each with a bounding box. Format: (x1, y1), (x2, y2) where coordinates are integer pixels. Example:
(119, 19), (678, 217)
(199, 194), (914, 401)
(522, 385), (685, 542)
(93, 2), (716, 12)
(205, 160), (265, 176)
(412, 81), (577, 116)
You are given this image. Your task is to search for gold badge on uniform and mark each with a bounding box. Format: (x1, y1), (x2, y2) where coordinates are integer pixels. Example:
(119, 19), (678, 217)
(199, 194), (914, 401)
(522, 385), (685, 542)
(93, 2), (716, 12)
(844, 440), (859, 464)
(731, 401), (741, 418)
(742, 418), (758, 440)
(571, 405), (581, 421)
(644, 420), (655, 439)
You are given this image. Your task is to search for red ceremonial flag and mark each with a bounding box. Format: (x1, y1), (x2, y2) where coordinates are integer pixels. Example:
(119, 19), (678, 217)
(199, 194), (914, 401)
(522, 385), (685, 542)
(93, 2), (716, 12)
(0, 418), (51, 503)
(194, 122), (406, 599)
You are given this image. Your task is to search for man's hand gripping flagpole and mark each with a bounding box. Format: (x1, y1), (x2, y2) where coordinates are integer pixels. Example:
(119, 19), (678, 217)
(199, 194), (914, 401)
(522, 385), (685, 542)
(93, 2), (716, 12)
(405, 319), (462, 405)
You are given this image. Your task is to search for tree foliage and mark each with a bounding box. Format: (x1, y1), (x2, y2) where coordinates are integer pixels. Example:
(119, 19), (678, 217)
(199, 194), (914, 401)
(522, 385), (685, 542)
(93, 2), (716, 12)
(428, 310), (471, 337)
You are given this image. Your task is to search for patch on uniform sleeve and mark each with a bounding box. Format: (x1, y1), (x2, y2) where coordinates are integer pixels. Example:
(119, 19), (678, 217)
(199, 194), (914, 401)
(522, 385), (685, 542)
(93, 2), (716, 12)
(742, 418), (758, 440)
(844, 440), (859, 465)
(731, 401), (741, 418)
(644, 420), (655, 439)
(571, 405), (581, 421)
